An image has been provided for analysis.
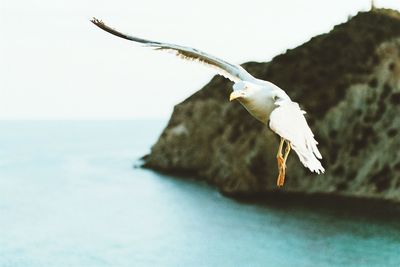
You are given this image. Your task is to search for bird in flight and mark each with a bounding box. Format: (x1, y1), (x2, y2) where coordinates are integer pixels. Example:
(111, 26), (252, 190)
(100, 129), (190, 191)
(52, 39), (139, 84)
(91, 18), (325, 187)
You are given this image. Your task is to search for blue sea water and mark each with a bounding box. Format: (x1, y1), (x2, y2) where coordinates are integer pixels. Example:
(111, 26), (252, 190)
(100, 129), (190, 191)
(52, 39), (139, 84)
(0, 120), (399, 267)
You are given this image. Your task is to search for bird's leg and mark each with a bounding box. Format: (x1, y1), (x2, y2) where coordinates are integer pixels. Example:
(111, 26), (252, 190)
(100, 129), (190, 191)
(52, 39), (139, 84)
(283, 141), (291, 164)
(277, 141), (292, 187)
(276, 138), (285, 187)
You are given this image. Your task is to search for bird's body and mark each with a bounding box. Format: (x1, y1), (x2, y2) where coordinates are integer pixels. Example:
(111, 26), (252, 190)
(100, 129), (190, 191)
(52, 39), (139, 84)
(91, 18), (325, 186)
(232, 80), (289, 124)
(231, 79), (324, 177)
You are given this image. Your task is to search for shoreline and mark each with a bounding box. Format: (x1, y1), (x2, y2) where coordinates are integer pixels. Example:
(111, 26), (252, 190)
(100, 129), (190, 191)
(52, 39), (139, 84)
(142, 164), (400, 219)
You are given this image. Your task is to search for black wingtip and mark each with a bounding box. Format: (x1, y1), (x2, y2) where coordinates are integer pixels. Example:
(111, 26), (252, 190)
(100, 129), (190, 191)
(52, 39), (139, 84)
(89, 17), (154, 44)
(90, 17), (114, 35)
(90, 17), (104, 26)
(89, 17), (135, 41)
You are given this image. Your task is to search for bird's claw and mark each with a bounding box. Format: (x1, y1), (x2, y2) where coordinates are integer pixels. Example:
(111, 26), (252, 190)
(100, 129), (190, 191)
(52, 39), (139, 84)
(277, 169), (285, 187)
(276, 154), (286, 187)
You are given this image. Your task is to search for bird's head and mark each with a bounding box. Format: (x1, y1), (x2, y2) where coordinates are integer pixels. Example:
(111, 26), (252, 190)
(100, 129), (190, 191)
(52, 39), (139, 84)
(229, 90), (247, 101)
(229, 82), (265, 102)
(229, 81), (253, 102)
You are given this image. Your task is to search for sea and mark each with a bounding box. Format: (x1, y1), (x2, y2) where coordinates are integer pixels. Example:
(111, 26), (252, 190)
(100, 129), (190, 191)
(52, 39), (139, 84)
(0, 120), (399, 267)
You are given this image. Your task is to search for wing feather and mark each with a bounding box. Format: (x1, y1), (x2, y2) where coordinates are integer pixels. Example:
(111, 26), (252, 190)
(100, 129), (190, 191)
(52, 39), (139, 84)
(269, 100), (324, 174)
(91, 18), (255, 83)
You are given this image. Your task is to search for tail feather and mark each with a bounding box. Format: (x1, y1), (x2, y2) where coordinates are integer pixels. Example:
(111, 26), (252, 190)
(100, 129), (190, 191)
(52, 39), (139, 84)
(292, 144), (325, 174)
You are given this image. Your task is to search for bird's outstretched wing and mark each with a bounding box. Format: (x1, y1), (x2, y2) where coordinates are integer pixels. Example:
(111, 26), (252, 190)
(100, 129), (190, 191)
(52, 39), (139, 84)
(91, 18), (255, 83)
(269, 99), (324, 174)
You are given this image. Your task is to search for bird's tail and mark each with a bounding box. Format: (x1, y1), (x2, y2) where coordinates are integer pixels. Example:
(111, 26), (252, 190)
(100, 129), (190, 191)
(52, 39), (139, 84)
(292, 144), (325, 174)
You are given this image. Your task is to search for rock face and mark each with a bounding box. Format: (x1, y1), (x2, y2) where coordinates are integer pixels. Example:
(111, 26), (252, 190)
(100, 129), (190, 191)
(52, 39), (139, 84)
(143, 9), (400, 201)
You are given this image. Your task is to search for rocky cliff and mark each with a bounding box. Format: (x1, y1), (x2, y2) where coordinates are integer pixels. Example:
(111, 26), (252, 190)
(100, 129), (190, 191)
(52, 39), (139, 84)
(143, 9), (400, 201)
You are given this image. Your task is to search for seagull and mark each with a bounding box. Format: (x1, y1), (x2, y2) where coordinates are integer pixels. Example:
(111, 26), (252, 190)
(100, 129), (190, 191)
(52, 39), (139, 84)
(91, 18), (325, 187)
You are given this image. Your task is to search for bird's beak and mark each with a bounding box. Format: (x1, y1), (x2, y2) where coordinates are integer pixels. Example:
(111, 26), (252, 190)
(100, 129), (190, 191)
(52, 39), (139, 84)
(229, 91), (244, 101)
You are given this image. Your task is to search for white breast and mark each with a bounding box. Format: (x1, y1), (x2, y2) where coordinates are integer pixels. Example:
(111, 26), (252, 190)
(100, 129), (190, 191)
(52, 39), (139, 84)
(239, 97), (275, 124)
(238, 85), (276, 124)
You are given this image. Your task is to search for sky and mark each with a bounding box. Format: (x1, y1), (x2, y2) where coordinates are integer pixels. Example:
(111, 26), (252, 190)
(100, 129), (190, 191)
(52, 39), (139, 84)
(1, 0), (400, 119)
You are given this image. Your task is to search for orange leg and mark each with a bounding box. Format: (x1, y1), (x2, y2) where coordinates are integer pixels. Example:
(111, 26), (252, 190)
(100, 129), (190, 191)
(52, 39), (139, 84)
(276, 138), (285, 187)
(283, 141), (291, 163)
(277, 139), (292, 187)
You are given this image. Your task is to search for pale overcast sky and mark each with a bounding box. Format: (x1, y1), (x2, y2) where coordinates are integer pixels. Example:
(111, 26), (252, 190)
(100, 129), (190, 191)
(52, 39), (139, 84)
(1, 0), (399, 119)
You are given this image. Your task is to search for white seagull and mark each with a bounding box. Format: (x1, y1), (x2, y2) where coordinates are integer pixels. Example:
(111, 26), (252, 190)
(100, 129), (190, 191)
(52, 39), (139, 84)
(91, 18), (325, 187)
